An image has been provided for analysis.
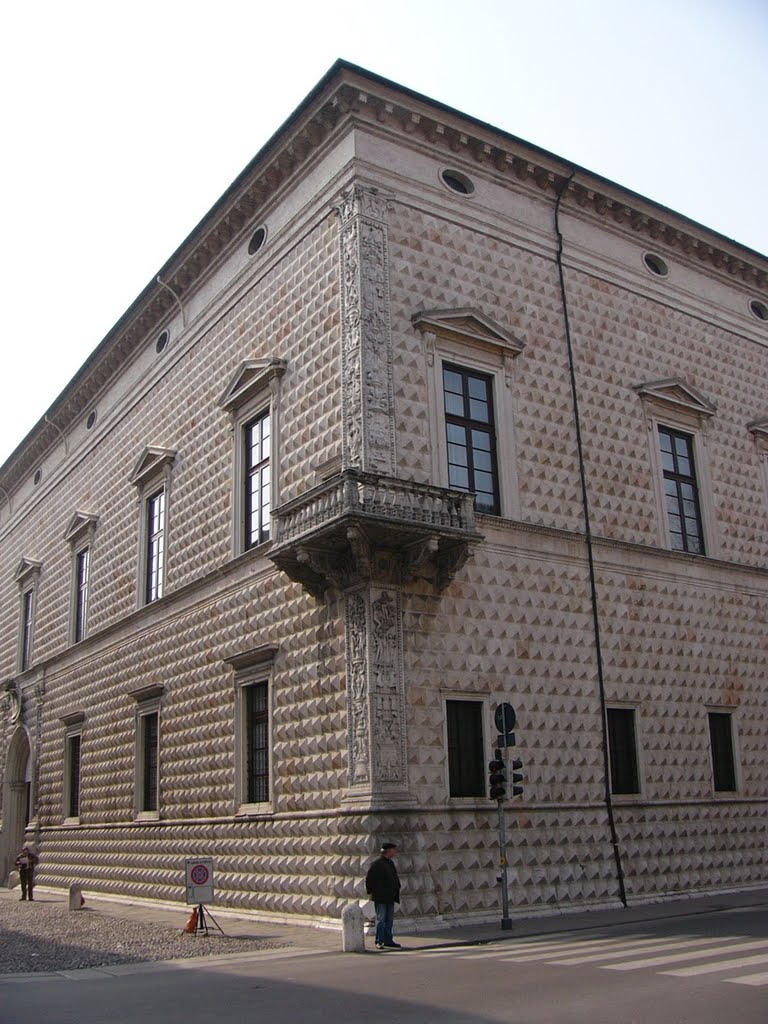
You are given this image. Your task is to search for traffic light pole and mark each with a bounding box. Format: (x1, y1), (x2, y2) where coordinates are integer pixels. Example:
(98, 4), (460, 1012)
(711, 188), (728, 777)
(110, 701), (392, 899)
(497, 795), (512, 930)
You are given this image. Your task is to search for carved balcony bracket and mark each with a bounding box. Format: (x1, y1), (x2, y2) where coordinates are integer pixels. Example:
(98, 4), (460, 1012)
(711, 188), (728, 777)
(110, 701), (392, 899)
(270, 471), (482, 600)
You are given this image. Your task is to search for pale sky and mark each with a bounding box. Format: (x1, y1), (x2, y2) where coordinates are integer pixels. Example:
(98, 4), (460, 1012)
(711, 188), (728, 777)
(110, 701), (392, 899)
(1, 0), (766, 467)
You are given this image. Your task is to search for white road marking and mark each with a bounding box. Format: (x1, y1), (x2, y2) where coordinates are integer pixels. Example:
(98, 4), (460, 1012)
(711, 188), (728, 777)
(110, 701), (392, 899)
(605, 939), (768, 971)
(661, 952), (768, 977)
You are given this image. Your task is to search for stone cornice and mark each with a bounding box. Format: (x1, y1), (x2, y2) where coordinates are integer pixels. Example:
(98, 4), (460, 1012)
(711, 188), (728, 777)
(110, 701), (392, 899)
(3, 62), (765, 498)
(333, 71), (767, 290)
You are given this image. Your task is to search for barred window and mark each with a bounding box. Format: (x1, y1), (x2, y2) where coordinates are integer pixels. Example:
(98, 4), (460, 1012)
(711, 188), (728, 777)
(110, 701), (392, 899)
(607, 707), (640, 795)
(446, 699), (485, 798)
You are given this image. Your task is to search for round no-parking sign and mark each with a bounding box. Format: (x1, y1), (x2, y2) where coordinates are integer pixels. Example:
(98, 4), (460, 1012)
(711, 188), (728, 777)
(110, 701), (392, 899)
(185, 857), (214, 904)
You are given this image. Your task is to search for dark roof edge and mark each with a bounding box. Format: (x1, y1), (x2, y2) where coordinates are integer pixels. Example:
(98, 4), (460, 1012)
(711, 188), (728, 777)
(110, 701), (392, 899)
(0, 60), (350, 478)
(2, 59), (765, 479)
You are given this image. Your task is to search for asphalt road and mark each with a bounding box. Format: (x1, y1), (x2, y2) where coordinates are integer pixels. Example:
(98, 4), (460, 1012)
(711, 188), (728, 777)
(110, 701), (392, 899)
(3, 906), (768, 1024)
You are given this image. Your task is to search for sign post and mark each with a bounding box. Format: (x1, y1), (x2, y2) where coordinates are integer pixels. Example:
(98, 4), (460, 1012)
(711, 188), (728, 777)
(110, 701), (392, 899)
(184, 857), (223, 936)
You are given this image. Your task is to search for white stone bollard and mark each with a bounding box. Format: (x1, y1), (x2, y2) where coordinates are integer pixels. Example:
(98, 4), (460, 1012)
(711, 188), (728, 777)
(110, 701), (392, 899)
(341, 902), (366, 953)
(68, 883), (84, 910)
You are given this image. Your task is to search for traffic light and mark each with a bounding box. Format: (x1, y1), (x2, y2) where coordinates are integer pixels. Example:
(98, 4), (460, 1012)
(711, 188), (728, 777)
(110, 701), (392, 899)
(510, 757), (524, 797)
(488, 748), (506, 800)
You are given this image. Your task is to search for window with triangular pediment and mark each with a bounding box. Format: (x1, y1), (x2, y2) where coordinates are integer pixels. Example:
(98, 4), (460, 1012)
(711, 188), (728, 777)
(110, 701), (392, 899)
(413, 307), (524, 520)
(635, 378), (718, 556)
(219, 359), (287, 554)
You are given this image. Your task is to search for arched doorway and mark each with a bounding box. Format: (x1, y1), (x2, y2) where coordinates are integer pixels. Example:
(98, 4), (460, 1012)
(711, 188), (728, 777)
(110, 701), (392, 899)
(1, 726), (32, 885)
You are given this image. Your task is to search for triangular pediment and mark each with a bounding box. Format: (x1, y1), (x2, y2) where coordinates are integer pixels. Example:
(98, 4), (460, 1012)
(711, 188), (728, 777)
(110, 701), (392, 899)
(130, 446), (177, 488)
(14, 558), (42, 585)
(63, 511), (99, 545)
(218, 358), (287, 412)
(634, 378), (716, 418)
(412, 308), (525, 356)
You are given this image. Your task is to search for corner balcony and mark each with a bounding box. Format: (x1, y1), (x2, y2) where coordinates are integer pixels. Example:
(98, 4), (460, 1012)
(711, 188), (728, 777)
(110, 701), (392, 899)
(270, 470), (482, 599)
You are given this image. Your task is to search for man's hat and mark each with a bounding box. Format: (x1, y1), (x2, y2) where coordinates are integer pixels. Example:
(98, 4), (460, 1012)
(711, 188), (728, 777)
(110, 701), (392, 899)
(381, 842), (397, 851)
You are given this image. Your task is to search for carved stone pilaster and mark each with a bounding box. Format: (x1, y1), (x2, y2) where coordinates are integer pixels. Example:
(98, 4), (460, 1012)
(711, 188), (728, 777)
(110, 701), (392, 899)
(336, 185), (396, 476)
(343, 585), (412, 806)
(345, 590), (370, 786)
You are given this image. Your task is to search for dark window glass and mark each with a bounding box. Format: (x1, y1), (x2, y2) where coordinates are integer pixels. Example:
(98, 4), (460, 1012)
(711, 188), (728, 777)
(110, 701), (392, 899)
(708, 712), (736, 792)
(443, 365), (500, 514)
(607, 708), (640, 794)
(145, 490), (165, 603)
(446, 699), (485, 797)
(658, 427), (704, 554)
(68, 734), (81, 817)
(142, 712), (159, 812)
(74, 548), (90, 642)
(245, 411), (271, 549)
(21, 590), (34, 671)
(246, 682), (269, 803)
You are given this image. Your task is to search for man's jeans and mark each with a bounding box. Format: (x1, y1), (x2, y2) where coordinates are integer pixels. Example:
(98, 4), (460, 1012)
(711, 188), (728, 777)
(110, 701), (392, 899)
(374, 901), (395, 945)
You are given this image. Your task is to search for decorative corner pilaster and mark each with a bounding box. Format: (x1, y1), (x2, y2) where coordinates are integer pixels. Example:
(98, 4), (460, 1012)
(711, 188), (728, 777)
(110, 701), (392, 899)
(336, 185), (396, 476)
(343, 585), (413, 807)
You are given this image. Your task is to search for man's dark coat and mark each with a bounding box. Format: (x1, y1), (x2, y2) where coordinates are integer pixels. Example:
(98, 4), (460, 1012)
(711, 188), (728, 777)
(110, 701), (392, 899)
(365, 854), (401, 903)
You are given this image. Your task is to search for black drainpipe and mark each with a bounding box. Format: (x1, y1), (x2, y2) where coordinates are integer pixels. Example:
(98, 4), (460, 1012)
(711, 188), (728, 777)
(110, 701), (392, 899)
(554, 171), (628, 908)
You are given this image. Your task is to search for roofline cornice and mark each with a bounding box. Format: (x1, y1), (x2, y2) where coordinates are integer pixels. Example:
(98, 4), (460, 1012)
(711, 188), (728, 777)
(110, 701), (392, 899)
(2, 60), (766, 494)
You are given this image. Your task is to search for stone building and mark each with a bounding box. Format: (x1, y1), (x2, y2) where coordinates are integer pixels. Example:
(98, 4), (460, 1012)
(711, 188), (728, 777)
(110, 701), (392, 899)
(1, 61), (767, 929)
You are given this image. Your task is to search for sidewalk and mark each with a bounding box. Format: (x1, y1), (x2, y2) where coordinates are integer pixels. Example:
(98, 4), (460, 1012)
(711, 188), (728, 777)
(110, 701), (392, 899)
(7, 883), (768, 957)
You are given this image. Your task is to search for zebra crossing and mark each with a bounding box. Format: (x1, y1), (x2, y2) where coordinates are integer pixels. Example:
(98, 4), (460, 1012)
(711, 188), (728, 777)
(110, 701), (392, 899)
(410, 930), (768, 988)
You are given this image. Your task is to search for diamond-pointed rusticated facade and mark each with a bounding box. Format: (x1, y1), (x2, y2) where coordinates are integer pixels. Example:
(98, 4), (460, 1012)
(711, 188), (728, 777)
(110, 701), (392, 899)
(0, 62), (766, 929)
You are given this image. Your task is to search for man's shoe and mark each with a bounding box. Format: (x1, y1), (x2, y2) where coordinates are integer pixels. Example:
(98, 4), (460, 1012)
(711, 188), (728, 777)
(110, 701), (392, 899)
(383, 942), (402, 948)
(19, 897), (26, 901)
(375, 942), (385, 950)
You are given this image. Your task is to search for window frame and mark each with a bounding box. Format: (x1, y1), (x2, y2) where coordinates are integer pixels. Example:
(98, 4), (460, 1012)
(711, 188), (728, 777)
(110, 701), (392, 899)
(657, 425), (706, 555)
(442, 694), (489, 802)
(128, 685), (164, 820)
(748, 418), (768, 509)
(227, 645), (277, 815)
(130, 448), (176, 608)
(61, 712), (85, 824)
(20, 588), (35, 672)
(218, 359), (286, 557)
(442, 362), (501, 516)
(606, 705), (642, 797)
(64, 513), (98, 644)
(144, 488), (166, 604)
(73, 546), (91, 642)
(414, 309), (524, 521)
(243, 408), (272, 549)
(14, 559), (42, 673)
(707, 709), (738, 794)
(635, 379), (718, 557)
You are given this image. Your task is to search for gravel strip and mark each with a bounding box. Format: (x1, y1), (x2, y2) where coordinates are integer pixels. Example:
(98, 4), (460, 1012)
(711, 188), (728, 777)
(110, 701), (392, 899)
(0, 898), (291, 974)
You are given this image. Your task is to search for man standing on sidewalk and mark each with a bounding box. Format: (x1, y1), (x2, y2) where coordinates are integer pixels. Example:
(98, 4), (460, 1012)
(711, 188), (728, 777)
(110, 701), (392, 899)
(365, 842), (402, 949)
(15, 844), (39, 901)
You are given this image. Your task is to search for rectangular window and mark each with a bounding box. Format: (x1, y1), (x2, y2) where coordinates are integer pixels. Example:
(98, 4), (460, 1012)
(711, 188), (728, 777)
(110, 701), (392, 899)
(658, 427), (705, 554)
(20, 589), (34, 671)
(141, 711), (159, 812)
(443, 365), (500, 515)
(245, 682), (270, 803)
(446, 699), (485, 797)
(66, 734), (81, 818)
(607, 708), (640, 795)
(74, 548), (90, 642)
(145, 490), (166, 603)
(708, 712), (736, 792)
(244, 411), (271, 548)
